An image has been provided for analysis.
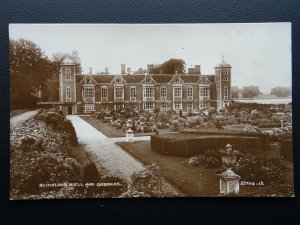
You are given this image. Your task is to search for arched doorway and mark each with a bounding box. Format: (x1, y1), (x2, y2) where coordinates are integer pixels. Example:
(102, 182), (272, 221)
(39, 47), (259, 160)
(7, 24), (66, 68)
(68, 105), (72, 115)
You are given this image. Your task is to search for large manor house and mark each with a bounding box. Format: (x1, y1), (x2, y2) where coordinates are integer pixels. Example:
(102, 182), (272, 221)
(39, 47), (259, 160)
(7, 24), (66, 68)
(58, 51), (232, 114)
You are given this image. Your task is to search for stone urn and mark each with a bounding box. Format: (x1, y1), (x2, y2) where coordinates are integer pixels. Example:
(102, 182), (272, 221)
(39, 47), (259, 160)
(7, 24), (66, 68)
(217, 144), (241, 195)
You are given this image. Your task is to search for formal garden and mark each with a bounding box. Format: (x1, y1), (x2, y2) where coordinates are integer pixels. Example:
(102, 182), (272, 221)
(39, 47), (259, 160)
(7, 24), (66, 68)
(93, 102), (293, 197)
(10, 101), (293, 198)
(10, 109), (183, 199)
(83, 102), (292, 141)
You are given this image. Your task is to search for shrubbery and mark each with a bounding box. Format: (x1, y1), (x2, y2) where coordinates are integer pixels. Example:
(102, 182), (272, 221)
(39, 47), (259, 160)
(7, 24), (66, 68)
(232, 154), (283, 185)
(35, 109), (78, 146)
(10, 109), (81, 199)
(188, 149), (222, 169)
(121, 164), (178, 197)
(10, 137), (81, 198)
(188, 150), (286, 186)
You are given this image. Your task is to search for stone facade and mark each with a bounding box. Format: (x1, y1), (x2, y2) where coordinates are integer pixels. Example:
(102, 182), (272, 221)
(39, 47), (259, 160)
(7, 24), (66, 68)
(59, 58), (232, 115)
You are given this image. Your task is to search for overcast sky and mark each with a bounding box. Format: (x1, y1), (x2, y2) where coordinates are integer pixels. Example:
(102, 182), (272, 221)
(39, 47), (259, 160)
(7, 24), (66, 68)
(9, 23), (291, 93)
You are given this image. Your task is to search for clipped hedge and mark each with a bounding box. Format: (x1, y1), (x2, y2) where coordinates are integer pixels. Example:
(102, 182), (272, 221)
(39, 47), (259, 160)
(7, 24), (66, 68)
(258, 122), (281, 128)
(151, 133), (263, 157)
(181, 128), (271, 151)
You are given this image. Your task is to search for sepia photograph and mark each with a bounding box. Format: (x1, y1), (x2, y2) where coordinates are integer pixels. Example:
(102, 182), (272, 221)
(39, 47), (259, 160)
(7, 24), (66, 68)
(9, 23), (293, 199)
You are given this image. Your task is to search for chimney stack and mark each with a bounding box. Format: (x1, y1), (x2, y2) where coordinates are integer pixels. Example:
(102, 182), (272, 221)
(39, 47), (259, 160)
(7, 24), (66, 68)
(89, 67), (92, 74)
(195, 65), (201, 74)
(138, 68), (143, 74)
(127, 67), (131, 74)
(147, 64), (154, 74)
(121, 64), (126, 74)
(105, 67), (109, 74)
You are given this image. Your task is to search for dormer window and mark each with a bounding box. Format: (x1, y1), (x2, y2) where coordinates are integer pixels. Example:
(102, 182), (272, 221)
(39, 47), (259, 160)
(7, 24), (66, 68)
(174, 77), (179, 83)
(145, 77), (151, 83)
(86, 79), (90, 83)
(200, 76), (207, 83)
(116, 77), (121, 83)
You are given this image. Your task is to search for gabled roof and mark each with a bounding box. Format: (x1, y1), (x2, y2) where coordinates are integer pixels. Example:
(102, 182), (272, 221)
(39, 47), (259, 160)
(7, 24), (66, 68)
(75, 73), (216, 84)
(180, 75), (200, 83)
(206, 75), (215, 83)
(151, 74), (173, 83)
(76, 74), (115, 83)
(76, 75), (84, 83)
(122, 75), (145, 83)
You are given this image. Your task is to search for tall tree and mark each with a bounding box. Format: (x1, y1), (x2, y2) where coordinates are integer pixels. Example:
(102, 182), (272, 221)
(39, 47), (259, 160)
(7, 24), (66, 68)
(231, 86), (241, 98)
(10, 39), (55, 109)
(152, 58), (186, 74)
(270, 87), (291, 97)
(241, 86), (261, 98)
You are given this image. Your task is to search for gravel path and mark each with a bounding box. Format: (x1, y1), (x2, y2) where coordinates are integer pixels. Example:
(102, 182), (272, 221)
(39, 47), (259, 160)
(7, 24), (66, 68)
(10, 109), (40, 129)
(67, 115), (148, 182)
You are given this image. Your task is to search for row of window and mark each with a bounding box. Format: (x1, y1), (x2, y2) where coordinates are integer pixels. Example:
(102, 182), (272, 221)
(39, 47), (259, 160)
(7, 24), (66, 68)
(67, 86), (228, 102)
(81, 86), (210, 99)
(83, 101), (210, 113)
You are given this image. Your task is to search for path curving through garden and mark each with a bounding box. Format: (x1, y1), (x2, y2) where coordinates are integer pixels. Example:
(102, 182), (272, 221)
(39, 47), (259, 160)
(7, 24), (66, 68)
(67, 115), (149, 182)
(10, 109), (40, 129)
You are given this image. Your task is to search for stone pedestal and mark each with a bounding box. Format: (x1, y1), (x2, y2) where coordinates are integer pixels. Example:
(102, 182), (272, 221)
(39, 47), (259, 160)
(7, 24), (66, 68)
(217, 169), (241, 195)
(126, 128), (134, 142)
(217, 144), (241, 195)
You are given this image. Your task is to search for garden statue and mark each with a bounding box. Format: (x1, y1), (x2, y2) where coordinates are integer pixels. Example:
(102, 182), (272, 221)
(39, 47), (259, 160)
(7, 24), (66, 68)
(140, 116), (145, 132)
(217, 144), (241, 195)
(126, 118), (134, 142)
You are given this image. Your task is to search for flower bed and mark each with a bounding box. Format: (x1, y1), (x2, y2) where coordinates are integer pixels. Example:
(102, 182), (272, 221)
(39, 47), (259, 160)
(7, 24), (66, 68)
(187, 150), (293, 196)
(10, 109), (128, 199)
(10, 110), (82, 199)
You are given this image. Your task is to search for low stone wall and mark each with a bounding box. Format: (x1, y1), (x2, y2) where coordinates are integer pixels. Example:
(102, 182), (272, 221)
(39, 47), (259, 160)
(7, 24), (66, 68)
(151, 133), (264, 157)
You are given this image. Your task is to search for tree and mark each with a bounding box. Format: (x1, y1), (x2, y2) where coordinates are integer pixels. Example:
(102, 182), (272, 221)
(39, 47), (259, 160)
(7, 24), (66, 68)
(241, 86), (261, 98)
(231, 86), (241, 98)
(10, 39), (55, 109)
(270, 87), (291, 97)
(152, 58), (186, 74)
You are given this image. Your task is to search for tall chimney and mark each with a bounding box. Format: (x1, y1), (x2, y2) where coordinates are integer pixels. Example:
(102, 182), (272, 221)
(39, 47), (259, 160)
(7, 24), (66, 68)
(138, 68), (143, 74)
(127, 67), (131, 74)
(147, 64), (154, 74)
(195, 65), (201, 74)
(105, 67), (108, 74)
(121, 64), (126, 74)
(89, 67), (92, 74)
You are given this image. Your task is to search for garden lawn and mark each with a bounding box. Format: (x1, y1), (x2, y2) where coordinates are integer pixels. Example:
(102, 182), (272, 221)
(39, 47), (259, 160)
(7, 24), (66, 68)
(117, 141), (294, 197)
(117, 141), (219, 197)
(80, 116), (175, 138)
(80, 116), (125, 137)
